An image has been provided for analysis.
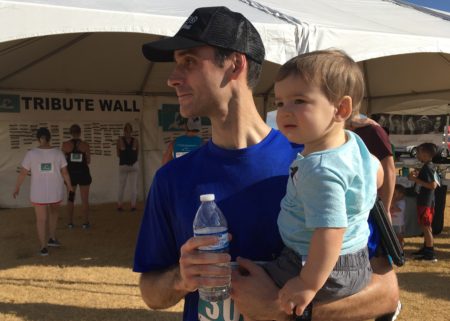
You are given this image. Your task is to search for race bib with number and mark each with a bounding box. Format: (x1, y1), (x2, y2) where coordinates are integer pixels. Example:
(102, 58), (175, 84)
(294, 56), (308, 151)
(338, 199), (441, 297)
(40, 162), (53, 173)
(175, 151), (188, 158)
(70, 153), (83, 162)
(198, 297), (244, 321)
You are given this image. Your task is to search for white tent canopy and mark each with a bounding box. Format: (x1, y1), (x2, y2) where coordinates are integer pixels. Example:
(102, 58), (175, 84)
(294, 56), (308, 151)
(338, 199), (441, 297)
(1, 0), (450, 97)
(1, 0), (450, 207)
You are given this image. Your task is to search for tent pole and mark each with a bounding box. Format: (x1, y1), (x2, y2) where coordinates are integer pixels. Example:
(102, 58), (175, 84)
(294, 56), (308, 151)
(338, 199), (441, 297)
(362, 61), (372, 116)
(139, 96), (147, 203)
(139, 61), (155, 94)
(262, 84), (274, 120)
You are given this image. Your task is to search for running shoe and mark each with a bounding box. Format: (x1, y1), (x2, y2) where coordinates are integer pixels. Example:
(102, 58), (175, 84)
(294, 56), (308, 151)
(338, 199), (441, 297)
(39, 247), (49, 256)
(414, 254), (438, 262)
(47, 238), (61, 247)
(411, 247), (426, 256)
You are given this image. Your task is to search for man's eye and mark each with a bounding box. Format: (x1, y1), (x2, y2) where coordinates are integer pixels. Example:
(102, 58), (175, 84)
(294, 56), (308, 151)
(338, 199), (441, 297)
(294, 99), (305, 104)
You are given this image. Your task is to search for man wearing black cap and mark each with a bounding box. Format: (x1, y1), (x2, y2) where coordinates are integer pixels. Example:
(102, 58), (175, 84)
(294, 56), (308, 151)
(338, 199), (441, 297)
(134, 6), (398, 321)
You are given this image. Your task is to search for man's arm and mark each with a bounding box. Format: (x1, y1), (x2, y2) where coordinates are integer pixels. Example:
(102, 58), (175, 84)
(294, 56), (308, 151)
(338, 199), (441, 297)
(231, 256), (398, 321)
(139, 266), (188, 309)
(139, 235), (231, 310)
(162, 141), (174, 165)
(379, 155), (396, 217)
(312, 256), (399, 321)
(84, 141), (91, 164)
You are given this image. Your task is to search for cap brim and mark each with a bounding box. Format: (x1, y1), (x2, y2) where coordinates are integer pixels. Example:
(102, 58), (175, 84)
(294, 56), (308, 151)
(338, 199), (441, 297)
(142, 36), (206, 62)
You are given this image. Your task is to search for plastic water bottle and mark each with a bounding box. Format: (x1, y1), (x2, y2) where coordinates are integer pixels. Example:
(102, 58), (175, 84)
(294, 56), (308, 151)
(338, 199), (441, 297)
(193, 194), (230, 302)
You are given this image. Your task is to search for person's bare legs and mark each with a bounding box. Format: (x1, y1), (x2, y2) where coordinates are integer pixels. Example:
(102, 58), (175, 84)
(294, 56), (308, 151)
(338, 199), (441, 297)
(117, 166), (127, 210)
(129, 165), (139, 210)
(67, 186), (76, 226)
(48, 203), (60, 241)
(422, 225), (433, 247)
(79, 184), (90, 224)
(34, 205), (48, 249)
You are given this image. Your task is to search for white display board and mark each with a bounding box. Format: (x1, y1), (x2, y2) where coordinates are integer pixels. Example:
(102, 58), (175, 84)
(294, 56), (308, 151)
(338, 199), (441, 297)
(0, 91), (143, 208)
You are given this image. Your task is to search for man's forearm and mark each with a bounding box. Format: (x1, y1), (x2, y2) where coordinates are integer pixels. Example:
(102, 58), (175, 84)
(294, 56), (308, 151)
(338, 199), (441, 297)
(139, 266), (189, 310)
(380, 156), (396, 213)
(312, 256), (399, 321)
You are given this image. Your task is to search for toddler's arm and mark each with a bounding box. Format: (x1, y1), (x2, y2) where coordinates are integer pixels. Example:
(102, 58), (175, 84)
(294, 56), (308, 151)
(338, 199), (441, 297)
(278, 227), (345, 316)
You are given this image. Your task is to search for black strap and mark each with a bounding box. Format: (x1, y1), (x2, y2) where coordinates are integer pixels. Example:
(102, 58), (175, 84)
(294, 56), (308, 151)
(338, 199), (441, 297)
(370, 198), (405, 267)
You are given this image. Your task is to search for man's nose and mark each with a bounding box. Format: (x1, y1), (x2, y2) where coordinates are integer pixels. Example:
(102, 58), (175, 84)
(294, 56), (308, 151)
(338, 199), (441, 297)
(167, 67), (183, 88)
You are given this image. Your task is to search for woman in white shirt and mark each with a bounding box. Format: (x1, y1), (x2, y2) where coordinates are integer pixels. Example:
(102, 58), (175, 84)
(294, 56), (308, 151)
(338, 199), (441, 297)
(13, 127), (73, 256)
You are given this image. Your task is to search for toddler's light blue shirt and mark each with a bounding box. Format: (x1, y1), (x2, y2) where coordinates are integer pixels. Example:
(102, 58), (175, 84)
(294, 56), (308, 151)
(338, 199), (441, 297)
(278, 131), (378, 255)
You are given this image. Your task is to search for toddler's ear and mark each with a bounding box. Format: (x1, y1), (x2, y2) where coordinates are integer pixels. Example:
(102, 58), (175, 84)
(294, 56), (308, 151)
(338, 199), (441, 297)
(335, 96), (352, 122)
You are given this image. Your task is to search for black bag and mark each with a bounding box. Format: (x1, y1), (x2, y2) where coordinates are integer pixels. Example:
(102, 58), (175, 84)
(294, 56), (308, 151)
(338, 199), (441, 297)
(370, 198), (405, 267)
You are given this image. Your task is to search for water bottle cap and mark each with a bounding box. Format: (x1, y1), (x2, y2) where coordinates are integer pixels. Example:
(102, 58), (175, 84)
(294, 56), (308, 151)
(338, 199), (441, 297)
(200, 194), (215, 202)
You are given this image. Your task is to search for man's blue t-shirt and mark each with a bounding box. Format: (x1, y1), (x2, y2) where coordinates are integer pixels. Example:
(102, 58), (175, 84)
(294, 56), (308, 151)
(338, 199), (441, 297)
(134, 129), (300, 321)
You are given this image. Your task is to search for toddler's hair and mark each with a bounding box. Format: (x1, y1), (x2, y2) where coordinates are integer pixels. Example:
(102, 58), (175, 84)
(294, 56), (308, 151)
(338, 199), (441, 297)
(276, 49), (364, 116)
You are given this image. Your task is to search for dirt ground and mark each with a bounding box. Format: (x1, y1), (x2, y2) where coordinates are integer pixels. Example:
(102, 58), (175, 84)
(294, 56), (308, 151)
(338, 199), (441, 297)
(0, 200), (449, 321)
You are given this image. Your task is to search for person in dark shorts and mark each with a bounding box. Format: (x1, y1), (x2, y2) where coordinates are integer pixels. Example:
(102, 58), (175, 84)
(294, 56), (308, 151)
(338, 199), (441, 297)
(62, 124), (92, 229)
(408, 143), (438, 262)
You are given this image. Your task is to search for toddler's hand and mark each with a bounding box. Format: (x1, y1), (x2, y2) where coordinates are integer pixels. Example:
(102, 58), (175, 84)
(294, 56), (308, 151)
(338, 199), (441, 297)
(278, 277), (316, 316)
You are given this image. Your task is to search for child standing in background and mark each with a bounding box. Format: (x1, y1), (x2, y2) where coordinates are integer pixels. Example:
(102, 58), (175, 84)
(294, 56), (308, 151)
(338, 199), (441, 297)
(408, 143), (438, 262)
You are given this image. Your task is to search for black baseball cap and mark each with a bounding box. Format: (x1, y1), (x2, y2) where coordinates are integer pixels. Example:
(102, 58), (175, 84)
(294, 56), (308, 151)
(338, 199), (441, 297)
(142, 6), (265, 64)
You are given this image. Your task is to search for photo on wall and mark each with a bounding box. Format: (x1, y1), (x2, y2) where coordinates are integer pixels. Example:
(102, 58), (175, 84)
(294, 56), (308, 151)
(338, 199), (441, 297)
(372, 114), (447, 135)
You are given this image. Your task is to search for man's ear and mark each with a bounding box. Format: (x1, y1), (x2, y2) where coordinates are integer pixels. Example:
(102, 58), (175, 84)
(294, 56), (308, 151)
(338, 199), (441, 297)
(230, 53), (247, 79)
(335, 96), (353, 122)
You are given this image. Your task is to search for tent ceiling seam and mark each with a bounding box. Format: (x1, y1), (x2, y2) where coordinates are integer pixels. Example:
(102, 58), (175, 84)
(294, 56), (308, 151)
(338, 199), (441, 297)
(438, 53), (450, 66)
(237, 0), (301, 53)
(0, 33), (91, 83)
(238, 0), (301, 25)
(0, 38), (41, 57)
(389, 0), (450, 22)
(368, 88), (450, 100)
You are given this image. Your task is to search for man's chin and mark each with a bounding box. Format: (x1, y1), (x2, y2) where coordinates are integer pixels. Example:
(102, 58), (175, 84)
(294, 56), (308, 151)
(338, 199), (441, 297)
(179, 106), (196, 118)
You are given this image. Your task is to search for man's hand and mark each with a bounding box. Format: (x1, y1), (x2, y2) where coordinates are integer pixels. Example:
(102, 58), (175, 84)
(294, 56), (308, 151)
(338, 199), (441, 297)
(178, 235), (231, 292)
(231, 257), (288, 321)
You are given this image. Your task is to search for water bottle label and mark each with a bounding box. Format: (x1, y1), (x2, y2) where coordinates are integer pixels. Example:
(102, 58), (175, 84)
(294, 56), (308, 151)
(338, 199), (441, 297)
(195, 229), (228, 252)
(198, 297), (244, 321)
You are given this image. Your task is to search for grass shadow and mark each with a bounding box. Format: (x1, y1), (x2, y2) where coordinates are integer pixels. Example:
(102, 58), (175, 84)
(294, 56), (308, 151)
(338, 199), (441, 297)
(0, 302), (182, 321)
(397, 272), (450, 301)
(0, 203), (143, 269)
